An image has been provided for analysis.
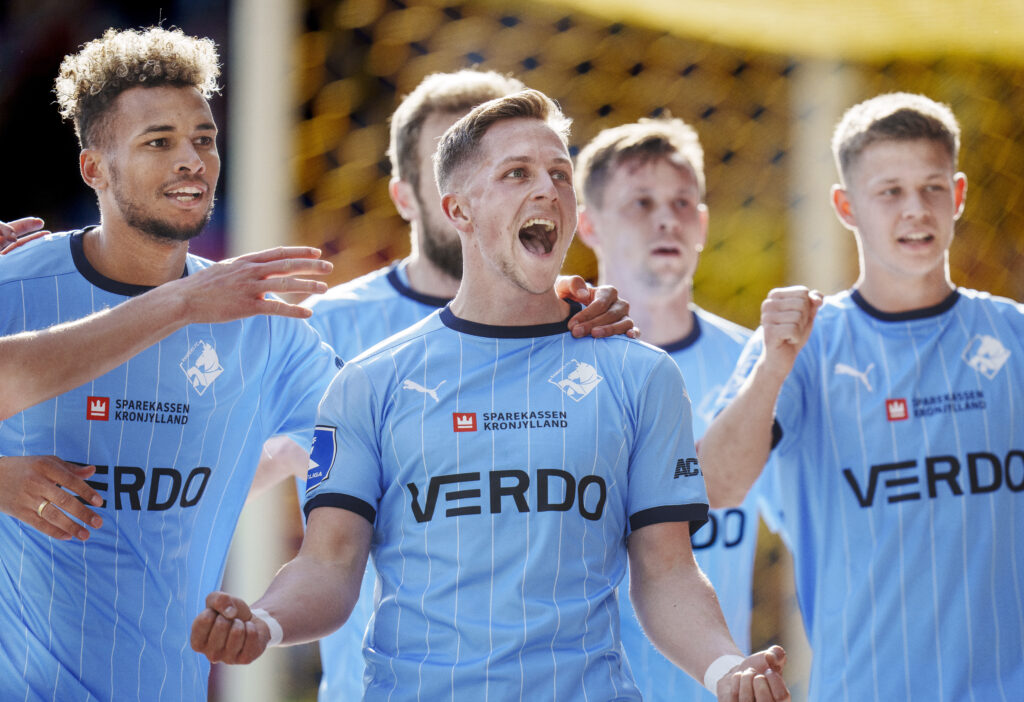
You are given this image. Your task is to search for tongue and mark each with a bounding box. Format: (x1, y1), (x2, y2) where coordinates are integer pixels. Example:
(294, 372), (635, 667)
(519, 224), (553, 254)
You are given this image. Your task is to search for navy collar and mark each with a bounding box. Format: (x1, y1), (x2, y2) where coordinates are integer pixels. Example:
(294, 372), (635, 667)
(71, 228), (188, 297)
(385, 263), (452, 308)
(440, 300), (584, 338)
(658, 313), (702, 353)
(851, 288), (960, 321)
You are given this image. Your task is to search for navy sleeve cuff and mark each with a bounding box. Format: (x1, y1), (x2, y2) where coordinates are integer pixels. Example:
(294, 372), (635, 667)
(304, 493), (376, 525)
(629, 502), (709, 535)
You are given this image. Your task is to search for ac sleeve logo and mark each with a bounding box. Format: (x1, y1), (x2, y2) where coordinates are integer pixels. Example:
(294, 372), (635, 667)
(305, 425), (338, 492)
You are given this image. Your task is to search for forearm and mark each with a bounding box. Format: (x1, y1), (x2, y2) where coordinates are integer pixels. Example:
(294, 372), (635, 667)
(0, 284), (189, 419)
(698, 357), (786, 508)
(628, 523), (740, 682)
(252, 507), (371, 646)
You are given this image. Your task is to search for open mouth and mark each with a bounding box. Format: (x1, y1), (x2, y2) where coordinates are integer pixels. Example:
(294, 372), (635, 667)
(165, 185), (205, 203)
(519, 218), (557, 255)
(650, 243), (682, 256)
(898, 232), (934, 244)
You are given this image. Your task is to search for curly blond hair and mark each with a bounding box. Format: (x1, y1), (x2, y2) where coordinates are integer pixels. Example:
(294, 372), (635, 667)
(54, 26), (220, 148)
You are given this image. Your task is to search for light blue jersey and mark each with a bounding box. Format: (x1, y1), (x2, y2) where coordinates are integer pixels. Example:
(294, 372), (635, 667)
(0, 231), (338, 702)
(301, 261), (447, 700)
(619, 308), (761, 702)
(720, 288), (1024, 702)
(305, 304), (709, 702)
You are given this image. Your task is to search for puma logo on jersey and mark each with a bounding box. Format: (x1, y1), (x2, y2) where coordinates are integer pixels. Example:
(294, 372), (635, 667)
(549, 360), (603, 401)
(403, 379), (446, 402)
(181, 340), (224, 395)
(962, 335), (1010, 379)
(835, 362), (874, 392)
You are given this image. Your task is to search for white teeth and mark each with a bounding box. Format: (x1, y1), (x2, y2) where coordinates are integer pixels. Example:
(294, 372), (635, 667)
(522, 218), (555, 231)
(902, 233), (930, 241)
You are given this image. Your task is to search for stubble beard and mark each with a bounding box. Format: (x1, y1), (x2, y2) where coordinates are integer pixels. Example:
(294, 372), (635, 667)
(415, 191), (463, 280)
(111, 169), (213, 243)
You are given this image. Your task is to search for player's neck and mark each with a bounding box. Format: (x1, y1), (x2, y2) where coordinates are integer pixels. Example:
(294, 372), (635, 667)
(83, 222), (189, 288)
(451, 275), (569, 328)
(600, 276), (695, 346)
(854, 267), (956, 314)
(404, 251), (461, 300)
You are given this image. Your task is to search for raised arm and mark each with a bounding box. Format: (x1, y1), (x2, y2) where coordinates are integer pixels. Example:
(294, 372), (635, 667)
(698, 286), (821, 508)
(628, 521), (789, 701)
(0, 247), (331, 420)
(191, 506), (372, 664)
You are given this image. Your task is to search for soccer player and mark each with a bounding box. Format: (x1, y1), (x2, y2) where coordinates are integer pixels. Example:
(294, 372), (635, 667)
(299, 68), (636, 701)
(0, 27), (338, 701)
(700, 92), (1024, 700)
(192, 89), (789, 702)
(575, 117), (765, 702)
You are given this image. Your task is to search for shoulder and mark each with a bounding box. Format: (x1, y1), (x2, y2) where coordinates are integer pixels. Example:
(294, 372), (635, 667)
(0, 230), (77, 284)
(302, 265), (401, 313)
(693, 306), (752, 344)
(955, 287), (1024, 319)
(346, 310), (446, 366)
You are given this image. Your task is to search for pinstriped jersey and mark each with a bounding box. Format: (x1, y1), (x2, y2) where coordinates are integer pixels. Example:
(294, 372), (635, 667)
(619, 307), (762, 702)
(720, 288), (1024, 702)
(0, 230), (338, 702)
(305, 305), (709, 702)
(301, 261), (447, 701)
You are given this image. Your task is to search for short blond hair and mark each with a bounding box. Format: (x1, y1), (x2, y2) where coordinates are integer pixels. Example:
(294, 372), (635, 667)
(575, 117), (705, 209)
(54, 26), (220, 148)
(433, 89), (571, 193)
(388, 69), (525, 190)
(832, 92), (960, 185)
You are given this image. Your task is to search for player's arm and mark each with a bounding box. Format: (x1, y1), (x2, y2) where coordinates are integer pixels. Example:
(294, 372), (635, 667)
(698, 286), (821, 508)
(554, 275), (638, 339)
(191, 505), (371, 664)
(627, 521), (789, 701)
(248, 436), (310, 501)
(0, 217), (48, 253)
(0, 247), (332, 421)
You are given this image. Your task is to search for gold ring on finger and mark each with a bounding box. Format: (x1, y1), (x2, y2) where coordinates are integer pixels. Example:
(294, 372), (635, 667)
(36, 500), (49, 518)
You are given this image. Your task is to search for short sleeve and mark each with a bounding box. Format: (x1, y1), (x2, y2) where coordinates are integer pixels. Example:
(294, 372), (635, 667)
(626, 352), (709, 535)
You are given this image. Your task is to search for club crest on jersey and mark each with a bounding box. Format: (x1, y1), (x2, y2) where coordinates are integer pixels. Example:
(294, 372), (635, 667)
(549, 360), (603, 401)
(180, 340), (224, 395)
(306, 425), (337, 492)
(962, 334), (1010, 379)
(87, 396), (109, 421)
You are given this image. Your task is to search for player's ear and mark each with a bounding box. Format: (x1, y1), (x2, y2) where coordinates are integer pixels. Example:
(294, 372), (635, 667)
(576, 208), (599, 253)
(441, 192), (472, 234)
(80, 149), (108, 191)
(953, 172), (967, 220)
(389, 177), (418, 223)
(831, 184), (856, 231)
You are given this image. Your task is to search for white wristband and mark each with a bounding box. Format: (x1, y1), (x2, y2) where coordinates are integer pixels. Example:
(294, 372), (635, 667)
(703, 653), (745, 693)
(250, 608), (283, 647)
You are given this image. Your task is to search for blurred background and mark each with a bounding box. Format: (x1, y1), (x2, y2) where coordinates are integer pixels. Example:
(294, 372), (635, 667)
(3, 1), (1023, 700)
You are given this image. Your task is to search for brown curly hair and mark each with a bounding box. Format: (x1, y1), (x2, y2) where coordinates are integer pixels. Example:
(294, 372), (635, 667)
(54, 26), (221, 148)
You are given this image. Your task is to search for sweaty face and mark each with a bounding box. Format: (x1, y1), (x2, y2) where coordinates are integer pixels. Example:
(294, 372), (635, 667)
(839, 138), (963, 290)
(413, 111), (465, 279)
(100, 85), (220, 243)
(585, 156), (706, 294)
(456, 117), (577, 296)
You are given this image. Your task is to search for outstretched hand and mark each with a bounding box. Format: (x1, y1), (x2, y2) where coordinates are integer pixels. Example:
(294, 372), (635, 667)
(715, 645), (790, 701)
(191, 591), (270, 665)
(0, 217), (49, 254)
(169, 246), (334, 324)
(555, 275), (638, 339)
(0, 456), (104, 541)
